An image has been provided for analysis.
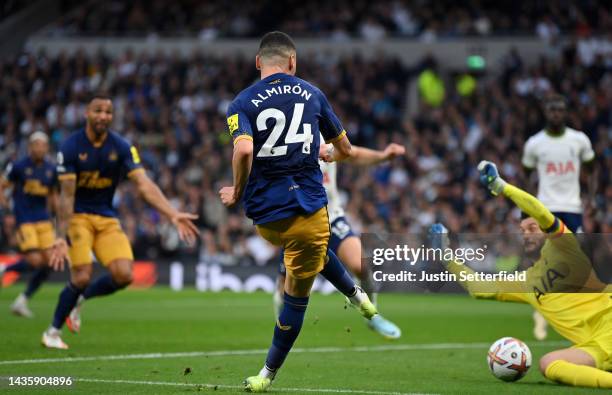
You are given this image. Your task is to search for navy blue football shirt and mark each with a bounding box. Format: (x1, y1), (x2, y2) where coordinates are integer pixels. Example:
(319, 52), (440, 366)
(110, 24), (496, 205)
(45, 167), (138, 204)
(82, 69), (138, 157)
(227, 72), (346, 224)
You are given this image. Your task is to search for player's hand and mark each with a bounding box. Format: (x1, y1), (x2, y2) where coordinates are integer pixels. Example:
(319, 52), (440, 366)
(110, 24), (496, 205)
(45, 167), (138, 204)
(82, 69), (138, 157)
(477, 160), (506, 196)
(49, 238), (70, 271)
(428, 223), (450, 250)
(219, 186), (238, 207)
(170, 212), (200, 246)
(383, 143), (406, 160)
(319, 143), (334, 162)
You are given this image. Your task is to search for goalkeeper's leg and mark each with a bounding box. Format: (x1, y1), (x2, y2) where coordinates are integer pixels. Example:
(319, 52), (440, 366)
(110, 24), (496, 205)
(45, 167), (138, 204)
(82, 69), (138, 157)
(541, 348), (612, 388)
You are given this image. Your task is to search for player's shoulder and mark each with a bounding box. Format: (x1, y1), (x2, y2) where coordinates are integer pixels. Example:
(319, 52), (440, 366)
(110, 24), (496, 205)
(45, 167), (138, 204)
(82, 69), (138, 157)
(524, 130), (546, 149)
(60, 130), (84, 152)
(107, 130), (132, 147)
(12, 156), (29, 169)
(564, 127), (590, 141)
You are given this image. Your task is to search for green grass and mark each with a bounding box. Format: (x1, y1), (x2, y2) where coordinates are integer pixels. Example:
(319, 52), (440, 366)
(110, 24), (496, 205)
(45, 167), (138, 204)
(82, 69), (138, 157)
(0, 285), (606, 394)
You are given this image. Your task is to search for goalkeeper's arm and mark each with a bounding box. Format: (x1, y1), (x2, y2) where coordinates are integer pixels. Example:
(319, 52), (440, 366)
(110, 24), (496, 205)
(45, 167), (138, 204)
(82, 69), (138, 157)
(428, 224), (527, 303)
(477, 161), (569, 236)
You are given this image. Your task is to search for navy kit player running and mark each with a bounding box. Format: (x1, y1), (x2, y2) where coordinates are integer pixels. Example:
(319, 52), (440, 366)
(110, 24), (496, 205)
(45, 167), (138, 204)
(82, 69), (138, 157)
(0, 132), (57, 317)
(220, 31), (377, 392)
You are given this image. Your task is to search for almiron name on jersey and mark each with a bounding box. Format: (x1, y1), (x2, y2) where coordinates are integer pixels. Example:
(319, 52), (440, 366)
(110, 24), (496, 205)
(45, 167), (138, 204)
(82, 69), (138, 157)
(360, 233), (612, 294)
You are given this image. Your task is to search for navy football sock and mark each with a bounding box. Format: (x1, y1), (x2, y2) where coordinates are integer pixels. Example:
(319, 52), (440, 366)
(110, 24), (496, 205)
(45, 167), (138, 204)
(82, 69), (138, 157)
(319, 250), (357, 297)
(4, 259), (31, 273)
(264, 293), (309, 372)
(24, 267), (51, 298)
(82, 274), (125, 299)
(52, 282), (83, 329)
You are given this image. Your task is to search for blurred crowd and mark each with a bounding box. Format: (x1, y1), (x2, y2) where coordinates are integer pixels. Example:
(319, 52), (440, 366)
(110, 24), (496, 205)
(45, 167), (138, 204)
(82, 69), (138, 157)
(0, 37), (610, 267)
(41, 0), (611, 41)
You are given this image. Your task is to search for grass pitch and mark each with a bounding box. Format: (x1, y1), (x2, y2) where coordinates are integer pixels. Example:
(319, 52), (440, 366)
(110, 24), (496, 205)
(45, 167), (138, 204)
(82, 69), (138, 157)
(0, 285), (607, 394)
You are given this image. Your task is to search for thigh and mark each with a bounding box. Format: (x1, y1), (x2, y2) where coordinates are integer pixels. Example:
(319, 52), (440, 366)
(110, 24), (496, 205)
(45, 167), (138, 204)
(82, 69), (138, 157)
(35, 221), (56, 250)
(282, 207), (331, 280)
(68, 215), (95, 267)
(93, 217), (134, 266)
(329, 216), (356, 253)
(337, 236), (362, 276)
(17, 223), (39, 252)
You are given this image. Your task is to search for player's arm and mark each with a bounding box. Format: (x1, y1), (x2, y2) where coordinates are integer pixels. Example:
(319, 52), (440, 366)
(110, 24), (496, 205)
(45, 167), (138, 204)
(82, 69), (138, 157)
(320, 142), (405, 165)
(219, 104), (254, 207)
(129, 170), (199, 245)
(429, 224), (528, 303)
(50, 175), (76, 270)
(478, 160), (568, 236)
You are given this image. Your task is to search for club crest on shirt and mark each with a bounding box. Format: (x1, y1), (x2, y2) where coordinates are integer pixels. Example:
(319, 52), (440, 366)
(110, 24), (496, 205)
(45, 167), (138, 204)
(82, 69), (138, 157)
(109, 151), (118, 161)
(25, 168), (33, 175)
(79, 153), (88, 161)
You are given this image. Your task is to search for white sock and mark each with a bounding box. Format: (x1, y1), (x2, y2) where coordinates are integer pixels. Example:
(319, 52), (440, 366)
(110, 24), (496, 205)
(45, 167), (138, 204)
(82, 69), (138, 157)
(259, 365), (276, 380)
(47, 326), (61, 335)
(349, 286), (369, 306)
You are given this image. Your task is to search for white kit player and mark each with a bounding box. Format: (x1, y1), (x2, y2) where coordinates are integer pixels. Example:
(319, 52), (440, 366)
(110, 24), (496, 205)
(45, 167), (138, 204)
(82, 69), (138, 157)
(522, 94), (596, 340)
(275, 137), (406, 339)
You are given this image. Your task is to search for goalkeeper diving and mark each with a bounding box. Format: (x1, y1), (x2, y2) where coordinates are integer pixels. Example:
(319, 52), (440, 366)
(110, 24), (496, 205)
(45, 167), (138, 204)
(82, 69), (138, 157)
(429, 160), (611, 389)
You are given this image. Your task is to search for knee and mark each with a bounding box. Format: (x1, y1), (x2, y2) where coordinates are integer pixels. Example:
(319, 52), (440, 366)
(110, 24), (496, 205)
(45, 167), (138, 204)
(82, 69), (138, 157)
(25, 252), (44, 267)
(71, 269), (92, 289)
(111, 267), (133, 287)
(539, 353), (557, 376)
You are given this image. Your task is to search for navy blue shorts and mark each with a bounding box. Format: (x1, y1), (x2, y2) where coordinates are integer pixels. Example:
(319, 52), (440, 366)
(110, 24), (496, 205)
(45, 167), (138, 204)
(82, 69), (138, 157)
(553, 212), (583, 233)
(278, 216), (356, 275)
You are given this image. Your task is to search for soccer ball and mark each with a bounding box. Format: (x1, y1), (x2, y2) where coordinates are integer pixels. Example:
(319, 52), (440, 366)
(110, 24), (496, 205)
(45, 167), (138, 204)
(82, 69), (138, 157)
(486, 337), (532, 382)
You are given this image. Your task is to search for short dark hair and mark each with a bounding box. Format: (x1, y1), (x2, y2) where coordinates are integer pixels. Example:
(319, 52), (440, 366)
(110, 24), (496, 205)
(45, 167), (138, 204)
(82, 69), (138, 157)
(543, 93), (566, 109)
(88, 92), (112, 104)
(258, 31), (296, 59)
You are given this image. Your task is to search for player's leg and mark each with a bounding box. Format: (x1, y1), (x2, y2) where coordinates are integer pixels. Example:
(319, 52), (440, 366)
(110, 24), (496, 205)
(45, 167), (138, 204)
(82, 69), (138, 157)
(10, 250), (46, 318)
(42, 264), (93, 349)
(337, 235), (401, 339)
(532, 310), (548, 340)
(3, 224), (39, 277)
(273, 256), (286, 317)
(86, 217), (134, 299)
(42, 215), (94, 348)
(67, 217), (134, 333)
(13, 223), (55, 316)
(246, 208), (329, 392)
(540, 347), (612, 388)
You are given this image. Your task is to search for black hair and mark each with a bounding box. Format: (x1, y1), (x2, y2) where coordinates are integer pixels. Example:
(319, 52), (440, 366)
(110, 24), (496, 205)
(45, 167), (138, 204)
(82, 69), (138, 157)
(543, 93), (566, 109)
(88, 92), (112, 103)
(258, 31), (296, 59)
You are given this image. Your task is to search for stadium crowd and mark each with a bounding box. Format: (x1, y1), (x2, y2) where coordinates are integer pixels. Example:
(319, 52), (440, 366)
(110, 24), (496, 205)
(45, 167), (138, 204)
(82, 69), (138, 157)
(0, 39), (609, 267)
(41, 0), (611, 41)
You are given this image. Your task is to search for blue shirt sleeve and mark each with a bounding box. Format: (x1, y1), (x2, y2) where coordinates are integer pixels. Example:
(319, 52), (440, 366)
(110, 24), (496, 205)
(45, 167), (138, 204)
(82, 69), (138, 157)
(57, 140), (77, 179)
(226, 99), (253, 144)
(119, 139), (144, 177)
(318, 90), (345, 143)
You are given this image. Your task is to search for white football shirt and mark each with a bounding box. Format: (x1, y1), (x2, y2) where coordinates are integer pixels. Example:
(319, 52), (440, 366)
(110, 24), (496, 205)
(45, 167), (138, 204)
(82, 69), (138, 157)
(522, 127), (594, 213)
